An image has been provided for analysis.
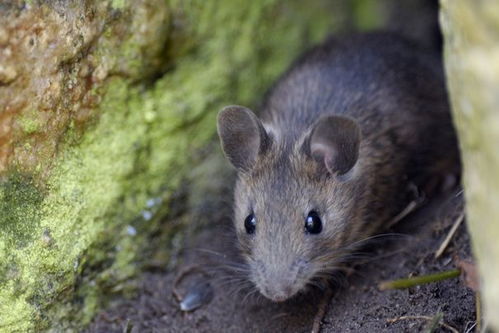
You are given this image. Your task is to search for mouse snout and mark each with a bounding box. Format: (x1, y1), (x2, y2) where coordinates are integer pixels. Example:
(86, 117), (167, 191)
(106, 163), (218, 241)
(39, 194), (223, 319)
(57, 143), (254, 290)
(262, 280), (296, 302)
(253, 259), (308, 302)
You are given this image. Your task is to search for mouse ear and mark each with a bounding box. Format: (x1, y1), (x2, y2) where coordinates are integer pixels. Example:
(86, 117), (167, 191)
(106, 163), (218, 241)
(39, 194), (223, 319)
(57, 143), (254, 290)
(307, 115), (361, 176)
(217, 105), (270, 171)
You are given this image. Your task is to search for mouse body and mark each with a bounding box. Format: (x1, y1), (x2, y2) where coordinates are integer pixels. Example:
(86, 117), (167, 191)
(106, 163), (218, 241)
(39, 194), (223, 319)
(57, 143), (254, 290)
(217, 32), (459, 302)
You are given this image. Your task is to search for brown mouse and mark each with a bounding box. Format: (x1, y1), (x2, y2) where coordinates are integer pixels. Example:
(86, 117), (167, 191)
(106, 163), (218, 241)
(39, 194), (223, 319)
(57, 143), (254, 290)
(216, 32), (459, 302)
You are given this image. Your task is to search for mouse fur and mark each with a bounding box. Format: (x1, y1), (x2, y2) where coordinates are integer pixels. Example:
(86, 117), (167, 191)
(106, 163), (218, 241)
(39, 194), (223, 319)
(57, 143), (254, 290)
(217, 32), (459, 302)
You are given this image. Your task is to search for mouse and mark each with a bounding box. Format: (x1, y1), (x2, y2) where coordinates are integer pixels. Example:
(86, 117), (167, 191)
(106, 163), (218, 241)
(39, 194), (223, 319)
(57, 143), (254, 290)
(216, 32), (460, 302)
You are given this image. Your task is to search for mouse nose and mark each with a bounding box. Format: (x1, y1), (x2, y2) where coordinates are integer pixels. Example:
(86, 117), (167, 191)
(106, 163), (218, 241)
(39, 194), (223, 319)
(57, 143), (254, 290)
(261, 280), (296, 302)
(270, 294), (289, 303)
(253, 258), (308, 302)
(272, 285), (294, 302)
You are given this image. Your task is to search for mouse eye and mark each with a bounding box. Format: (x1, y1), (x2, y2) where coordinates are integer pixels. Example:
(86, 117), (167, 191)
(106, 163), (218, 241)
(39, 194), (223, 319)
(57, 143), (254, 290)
(305, 210), (322, 234)
(244, 213), (256, 234)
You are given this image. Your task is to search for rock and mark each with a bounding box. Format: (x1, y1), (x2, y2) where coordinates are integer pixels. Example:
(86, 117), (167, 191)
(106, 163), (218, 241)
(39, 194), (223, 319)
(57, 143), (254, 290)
(0, 0), (338, 330)
(441, 0), (499, 331)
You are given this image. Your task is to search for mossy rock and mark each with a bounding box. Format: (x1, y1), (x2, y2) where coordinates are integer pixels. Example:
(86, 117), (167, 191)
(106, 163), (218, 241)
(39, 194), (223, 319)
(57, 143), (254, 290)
(441, 0), (499, 330)
(0, 0), (343, 331)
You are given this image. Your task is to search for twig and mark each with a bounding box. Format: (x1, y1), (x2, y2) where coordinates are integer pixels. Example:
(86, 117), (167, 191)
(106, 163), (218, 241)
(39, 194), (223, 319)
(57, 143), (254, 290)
(464, 322), (477, 333)
(378, 269), (460, 290)
(387, 315), (459, 333)
(386, 197), (424, 228)
(476, 292), (482, 333)
(424, 312), (443, 333)
(311, 288), (333, 333)
(122, 319), (133, 333)
(435, 212), (465, 259)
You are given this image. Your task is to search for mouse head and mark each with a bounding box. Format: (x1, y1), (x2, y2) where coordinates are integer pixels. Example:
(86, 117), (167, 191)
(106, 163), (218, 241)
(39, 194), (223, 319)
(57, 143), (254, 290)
(217, 105), (362, 302)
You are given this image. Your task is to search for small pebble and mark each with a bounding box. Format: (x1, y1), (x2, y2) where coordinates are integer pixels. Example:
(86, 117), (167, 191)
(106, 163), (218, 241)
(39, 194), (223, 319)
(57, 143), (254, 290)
(179, 279), (214, 312)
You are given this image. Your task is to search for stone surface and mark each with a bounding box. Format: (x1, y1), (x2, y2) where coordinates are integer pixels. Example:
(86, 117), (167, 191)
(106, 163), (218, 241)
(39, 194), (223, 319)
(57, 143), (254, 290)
(0, 0), (338, 331)
(441, 0), (499, 330)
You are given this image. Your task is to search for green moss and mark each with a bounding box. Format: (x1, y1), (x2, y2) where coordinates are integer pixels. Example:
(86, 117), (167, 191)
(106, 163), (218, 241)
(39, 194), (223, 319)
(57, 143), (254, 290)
(111, 0), (125, 9)
(0, 0), (343, 331)
(352, 0), (385, 31)
(17, 112), (40, 135)
(0, 175), (43, 248)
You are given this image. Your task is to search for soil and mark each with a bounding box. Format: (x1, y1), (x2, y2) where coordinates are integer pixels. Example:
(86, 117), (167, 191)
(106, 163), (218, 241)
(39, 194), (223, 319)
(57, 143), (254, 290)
(87, 189), (476, 333)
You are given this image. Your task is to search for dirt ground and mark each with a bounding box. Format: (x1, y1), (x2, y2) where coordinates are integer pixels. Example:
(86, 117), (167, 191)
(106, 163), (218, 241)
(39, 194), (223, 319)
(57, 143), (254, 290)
(87, 187), (476, 333)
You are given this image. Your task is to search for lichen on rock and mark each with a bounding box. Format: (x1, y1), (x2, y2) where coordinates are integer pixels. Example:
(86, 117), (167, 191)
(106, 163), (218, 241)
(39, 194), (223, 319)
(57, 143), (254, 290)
(0, 0), (338, 331)
(441, 0), (499, 330)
